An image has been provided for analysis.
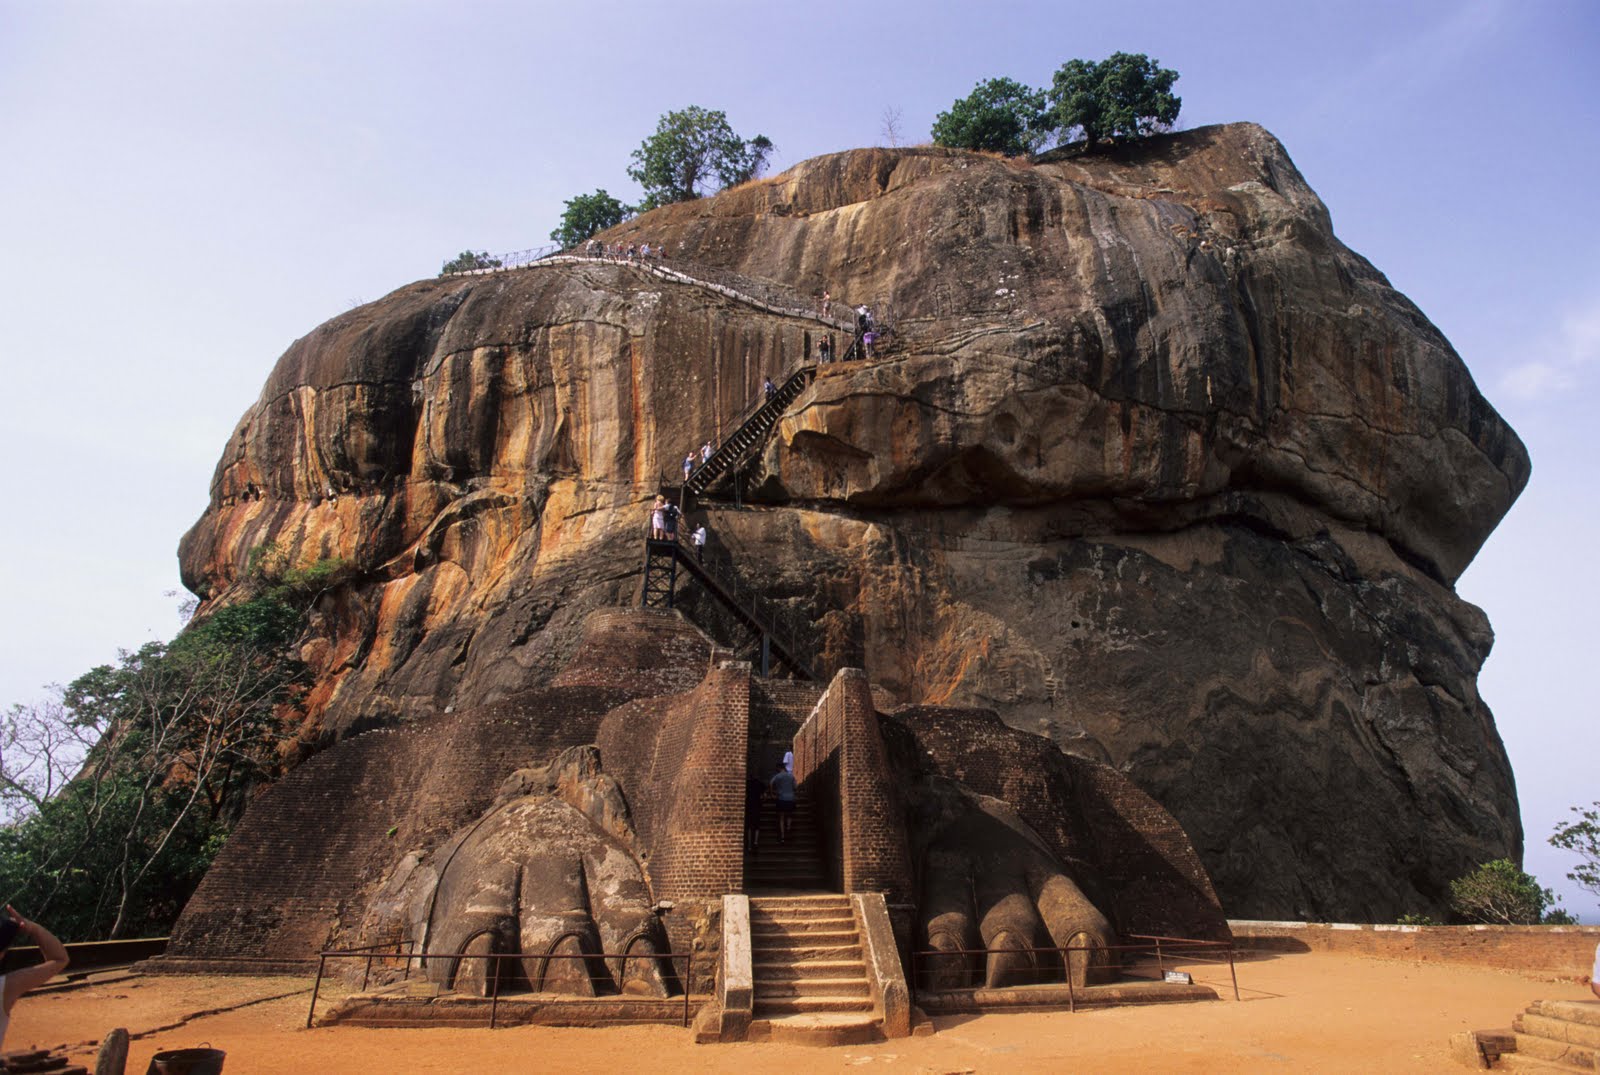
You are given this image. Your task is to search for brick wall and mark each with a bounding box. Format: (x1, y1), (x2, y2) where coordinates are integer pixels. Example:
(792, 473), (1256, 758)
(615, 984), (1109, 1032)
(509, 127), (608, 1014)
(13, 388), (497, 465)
(792, 669), (914, 903)
(1232, 921), (1600, 978)
(886, 705), (1228, 940)
(595, 660), (751, 901)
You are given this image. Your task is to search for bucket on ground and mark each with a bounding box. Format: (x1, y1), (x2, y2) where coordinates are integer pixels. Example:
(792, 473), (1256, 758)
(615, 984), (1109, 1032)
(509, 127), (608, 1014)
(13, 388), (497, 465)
(146, 1046), (225, 1075)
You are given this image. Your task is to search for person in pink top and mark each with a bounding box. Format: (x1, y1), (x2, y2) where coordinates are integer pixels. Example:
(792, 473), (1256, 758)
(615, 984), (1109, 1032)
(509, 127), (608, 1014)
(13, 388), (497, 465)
(0, 906), (70, 1049)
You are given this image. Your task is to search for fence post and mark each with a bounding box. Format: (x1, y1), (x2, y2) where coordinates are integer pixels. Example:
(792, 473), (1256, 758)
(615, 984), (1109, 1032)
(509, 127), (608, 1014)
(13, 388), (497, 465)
(1154, 937), (1165, 978)
(1228, 946), (1240, 1001)
(684, 952), (692, 1028)
(490, 954), (501, 1029)
(362, 951), (374, 991)
(306, 954), (327, 1029)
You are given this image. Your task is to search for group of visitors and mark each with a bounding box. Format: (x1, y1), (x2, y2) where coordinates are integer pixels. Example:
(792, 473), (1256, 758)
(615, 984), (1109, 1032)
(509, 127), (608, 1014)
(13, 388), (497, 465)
(649, 494), (708, 563)
(745, 751), (798, 853)
(585, 238), (667, 264)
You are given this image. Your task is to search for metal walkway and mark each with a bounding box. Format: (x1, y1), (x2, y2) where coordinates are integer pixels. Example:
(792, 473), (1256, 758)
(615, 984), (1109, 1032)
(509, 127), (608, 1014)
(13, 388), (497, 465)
(684, 365), (818, 499)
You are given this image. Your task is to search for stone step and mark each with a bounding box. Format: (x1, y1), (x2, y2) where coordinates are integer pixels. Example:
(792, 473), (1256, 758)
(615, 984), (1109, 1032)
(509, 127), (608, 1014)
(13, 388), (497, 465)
(747, 942), (863, 962)
(755, 978), (872, 999)
(1532, 1002), (1600, 1030)
(751, 929), (860, 948)
(1519, 1013), (1600, 1049)
(753, 959), (867, 980)
(752, 915), (857, 932)
(751, 906), (854, 922)
(1514, 1033), (1597, 1070)
(746, 1013), (883, 1047)
(755, 996), (875, 1016)
(750, 896), (850, 910)
(1497, 1051), (1592, 1073)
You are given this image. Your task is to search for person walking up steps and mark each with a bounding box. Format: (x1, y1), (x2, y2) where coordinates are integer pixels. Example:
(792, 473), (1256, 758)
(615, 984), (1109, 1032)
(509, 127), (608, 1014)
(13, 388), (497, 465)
(683, 452), (695, 482)
(0, 907), (69, 1051)
(700, 440), (713, 465)
(769, 761), (797, 843)
(763, 376), (776, 402)
(692, 523), (707, 563)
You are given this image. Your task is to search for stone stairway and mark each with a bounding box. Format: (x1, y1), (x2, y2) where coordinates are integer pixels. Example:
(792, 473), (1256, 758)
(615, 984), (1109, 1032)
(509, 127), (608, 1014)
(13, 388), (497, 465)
(747, 894), (882, 1045)
(1492, 999), (1600, 1070)
(745, 790), (828, 891)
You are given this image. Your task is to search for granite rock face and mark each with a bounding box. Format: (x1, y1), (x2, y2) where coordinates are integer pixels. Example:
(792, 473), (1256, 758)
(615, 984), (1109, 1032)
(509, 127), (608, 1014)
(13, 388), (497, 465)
(180, 124), (1528, 920)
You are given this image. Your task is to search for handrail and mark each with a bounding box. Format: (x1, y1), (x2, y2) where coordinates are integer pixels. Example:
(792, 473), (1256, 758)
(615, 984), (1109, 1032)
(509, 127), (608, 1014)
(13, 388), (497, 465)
(308, 943), (696, 1029)
(643, 535), (818, 682)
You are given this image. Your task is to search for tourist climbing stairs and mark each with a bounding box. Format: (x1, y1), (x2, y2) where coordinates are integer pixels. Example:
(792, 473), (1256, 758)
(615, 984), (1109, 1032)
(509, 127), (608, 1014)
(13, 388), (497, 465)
(746, 894), (884, 1044)
(683, 364), (817, 499)
(1487, 999), (1600, 1071)
(745, 790), (827, 890)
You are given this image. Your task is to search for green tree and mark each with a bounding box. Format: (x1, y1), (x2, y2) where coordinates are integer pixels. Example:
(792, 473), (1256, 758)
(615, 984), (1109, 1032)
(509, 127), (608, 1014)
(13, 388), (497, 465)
(0, 547), (346, 939)
(1047, 52), (1181, 149)
(1448, 859), (1558, 925)
(439, 250), (502, 276)
(550, 189), (630, 249)
(931, 77), (1051, 157)
(627, 106), (773, 210)
(1550, 801), (1600, 906)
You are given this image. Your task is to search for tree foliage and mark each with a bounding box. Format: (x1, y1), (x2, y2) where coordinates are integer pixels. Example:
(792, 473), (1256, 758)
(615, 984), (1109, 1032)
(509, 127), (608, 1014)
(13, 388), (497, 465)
(1047, 52), (1181, 149)
(1447, 859), (1561, 925)
(627, 106), (773, 210)
(550, 189), (630, 249)
(931, 77), (1051, 157)
(0, 546), (345, 939)
(439, 250), (502, 276)
(1550, 801), (1600, 906)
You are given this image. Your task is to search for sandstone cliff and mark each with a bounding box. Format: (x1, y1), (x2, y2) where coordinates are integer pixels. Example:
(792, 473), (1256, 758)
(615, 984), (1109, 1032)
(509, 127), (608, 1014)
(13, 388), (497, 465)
(179, 123), (1528, 920)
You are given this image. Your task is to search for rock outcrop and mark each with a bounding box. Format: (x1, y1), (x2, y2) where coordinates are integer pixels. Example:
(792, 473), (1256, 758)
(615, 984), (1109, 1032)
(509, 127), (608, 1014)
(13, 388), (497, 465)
(179, 123), (1527, 920)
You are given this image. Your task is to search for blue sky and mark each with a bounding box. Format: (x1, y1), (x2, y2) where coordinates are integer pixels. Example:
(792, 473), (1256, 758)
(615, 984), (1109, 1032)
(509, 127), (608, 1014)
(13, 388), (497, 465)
(1, 0), (1595, 918)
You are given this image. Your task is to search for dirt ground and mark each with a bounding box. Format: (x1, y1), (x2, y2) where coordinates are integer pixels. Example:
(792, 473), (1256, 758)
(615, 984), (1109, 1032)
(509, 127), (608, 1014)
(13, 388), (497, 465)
(7, 950), (1593, 1074)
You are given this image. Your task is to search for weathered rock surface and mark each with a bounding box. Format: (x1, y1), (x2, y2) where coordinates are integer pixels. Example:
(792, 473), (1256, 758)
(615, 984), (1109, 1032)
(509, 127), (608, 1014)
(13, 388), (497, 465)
(179, 123), (1527, 920)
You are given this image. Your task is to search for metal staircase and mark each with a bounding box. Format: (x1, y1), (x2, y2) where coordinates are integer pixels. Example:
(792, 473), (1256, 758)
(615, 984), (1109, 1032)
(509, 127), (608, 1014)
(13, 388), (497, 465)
(684, 365), (818, 499)
(639, 535), (817, 681)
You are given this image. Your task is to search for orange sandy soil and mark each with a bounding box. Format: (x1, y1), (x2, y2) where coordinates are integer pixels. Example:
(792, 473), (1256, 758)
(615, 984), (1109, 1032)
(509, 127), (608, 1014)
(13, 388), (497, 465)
(8, 951), (1593, 1074)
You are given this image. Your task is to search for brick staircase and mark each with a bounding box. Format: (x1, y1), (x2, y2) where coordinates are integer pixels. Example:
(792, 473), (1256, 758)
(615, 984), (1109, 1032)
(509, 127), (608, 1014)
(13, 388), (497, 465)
(1492, 999), (1600, 1070)
(747, 894), (882, 1045)
(744, 790), (828, 891)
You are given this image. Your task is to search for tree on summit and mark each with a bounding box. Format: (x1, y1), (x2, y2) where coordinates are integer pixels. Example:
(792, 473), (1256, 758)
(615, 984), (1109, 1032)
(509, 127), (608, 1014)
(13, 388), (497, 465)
(550, 189), (630, 249)
(439, 250), (502, 275)
(627, 106), (773, 210)
(1048, 52), (1181, 149)
(931, 77), (1051, 157)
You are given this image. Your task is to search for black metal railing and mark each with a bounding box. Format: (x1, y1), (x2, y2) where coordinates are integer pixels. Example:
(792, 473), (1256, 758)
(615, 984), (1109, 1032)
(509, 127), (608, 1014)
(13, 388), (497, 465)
(307, 942), (695, 1029)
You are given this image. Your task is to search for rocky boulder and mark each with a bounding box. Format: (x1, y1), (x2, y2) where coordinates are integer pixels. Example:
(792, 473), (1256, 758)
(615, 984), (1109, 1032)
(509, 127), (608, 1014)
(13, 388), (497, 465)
(179, 124), (1527, 920)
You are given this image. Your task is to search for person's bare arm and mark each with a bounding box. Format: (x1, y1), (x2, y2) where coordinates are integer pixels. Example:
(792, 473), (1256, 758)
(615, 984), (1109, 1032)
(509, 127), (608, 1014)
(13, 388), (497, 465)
(2, 907), (69, 1011)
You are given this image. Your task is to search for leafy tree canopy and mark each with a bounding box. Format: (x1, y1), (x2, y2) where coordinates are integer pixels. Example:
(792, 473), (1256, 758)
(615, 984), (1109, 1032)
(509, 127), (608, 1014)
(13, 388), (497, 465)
(550, 189), (631, 249)
(1048, 52), (1181, 149)
(439, 250), (502, 276)
(1448, 859), (1564, 925)
(931, 77), (1051, 157)
(1550, 801), (1600, 907)
(0, 545), (349, 940)
(627, 106), (773, 210)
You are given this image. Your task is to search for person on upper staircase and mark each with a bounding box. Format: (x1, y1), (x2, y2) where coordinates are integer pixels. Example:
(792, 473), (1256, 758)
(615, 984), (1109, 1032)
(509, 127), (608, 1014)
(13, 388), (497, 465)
(763, 376), (776, 402)
(700, 441), (713, 465)
(683, 452), (695, 482)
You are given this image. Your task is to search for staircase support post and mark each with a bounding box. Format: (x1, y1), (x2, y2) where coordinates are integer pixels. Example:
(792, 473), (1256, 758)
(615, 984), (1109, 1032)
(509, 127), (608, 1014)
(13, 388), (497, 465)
(760, 633), (771, 678)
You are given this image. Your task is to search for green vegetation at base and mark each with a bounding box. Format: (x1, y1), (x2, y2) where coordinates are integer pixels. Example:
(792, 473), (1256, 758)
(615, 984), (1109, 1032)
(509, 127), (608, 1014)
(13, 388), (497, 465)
(0, 545), (352, 940)
(1448, 859), (1569, 925)
(1550, 801), (1600, 911)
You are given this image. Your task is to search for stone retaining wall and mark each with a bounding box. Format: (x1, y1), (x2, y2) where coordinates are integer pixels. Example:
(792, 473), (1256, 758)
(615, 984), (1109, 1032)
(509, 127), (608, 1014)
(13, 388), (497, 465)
(1230, 920), (1600, 978)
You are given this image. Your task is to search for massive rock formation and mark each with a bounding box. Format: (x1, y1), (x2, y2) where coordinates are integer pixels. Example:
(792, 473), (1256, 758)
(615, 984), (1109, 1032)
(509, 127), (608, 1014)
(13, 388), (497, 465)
(179, 123), (1527, 920)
